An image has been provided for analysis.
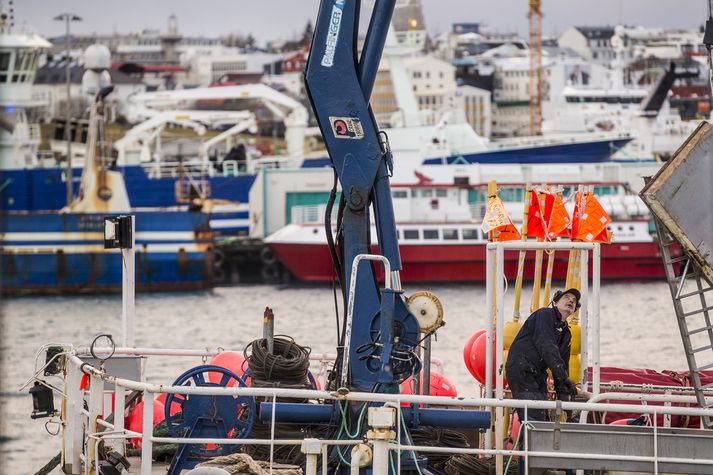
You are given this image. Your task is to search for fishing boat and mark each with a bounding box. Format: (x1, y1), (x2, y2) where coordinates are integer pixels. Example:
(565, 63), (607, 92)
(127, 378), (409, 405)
(264, 180), (668, 283)
(1, 37), (214, 294)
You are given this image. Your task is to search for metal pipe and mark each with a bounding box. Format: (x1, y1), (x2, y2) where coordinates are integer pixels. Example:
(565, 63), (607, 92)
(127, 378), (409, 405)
(341, 254), (392, 387)
(486, 242), (598, 250)
(66, 355), (713, 416)
(263, 307), (275, 354)
(78, 346), (338, 361)
(140, 392), (154, 475)
(592, 243), (601, 394)
(305, 453), (318, 475)
(423, 336), (431, 397)
(580, 250), (589, 389)
(372, 438), (390, 475)
(495, 243), (505, 475)
(579, 392), (713, 423)
(484, 245), (494, 450)
(121, 216), (136, 347)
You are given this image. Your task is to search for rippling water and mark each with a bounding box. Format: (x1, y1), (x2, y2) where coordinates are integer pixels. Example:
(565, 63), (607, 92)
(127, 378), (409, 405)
(0, 282), (687, 473)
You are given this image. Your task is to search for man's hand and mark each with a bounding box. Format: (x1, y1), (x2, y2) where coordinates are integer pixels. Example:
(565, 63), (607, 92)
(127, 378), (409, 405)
(564, 378), (578, 398)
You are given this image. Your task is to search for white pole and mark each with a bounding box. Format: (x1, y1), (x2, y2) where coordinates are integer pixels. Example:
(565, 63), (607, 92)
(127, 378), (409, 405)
(140, 392), (154, 475)
(495, 243), (505, 475)
(371, 439), (390, 475)
(114, 386), (126, 456)
(592, 243), (601, 395)
(580, 249), (589, 389)
(484, 246), (494, 451)
(122, 216), (136, 347)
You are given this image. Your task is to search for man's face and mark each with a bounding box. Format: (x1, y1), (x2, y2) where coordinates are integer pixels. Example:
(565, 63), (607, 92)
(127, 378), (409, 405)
(555, 292), (578, 319)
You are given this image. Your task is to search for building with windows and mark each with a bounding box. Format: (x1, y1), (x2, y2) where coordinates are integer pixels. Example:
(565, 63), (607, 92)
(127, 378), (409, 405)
(558, 26), (619, 65)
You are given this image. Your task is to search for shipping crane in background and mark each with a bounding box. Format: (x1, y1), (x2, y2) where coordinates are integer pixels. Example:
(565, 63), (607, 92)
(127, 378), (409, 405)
(528, 0), (543, 135)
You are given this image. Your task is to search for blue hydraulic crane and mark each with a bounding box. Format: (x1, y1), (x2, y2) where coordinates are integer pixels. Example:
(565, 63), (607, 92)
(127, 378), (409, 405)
(304, 0), (421, 394)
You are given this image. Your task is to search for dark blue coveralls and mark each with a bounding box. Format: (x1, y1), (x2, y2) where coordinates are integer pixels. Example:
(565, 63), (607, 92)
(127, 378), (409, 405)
(505, 306), (572, 474)
(506, 306), (572, 422)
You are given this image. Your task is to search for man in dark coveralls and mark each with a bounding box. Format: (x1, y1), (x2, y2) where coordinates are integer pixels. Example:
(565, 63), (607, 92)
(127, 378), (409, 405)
(506, 288), (580, 473)
(505, 289), (581, 474)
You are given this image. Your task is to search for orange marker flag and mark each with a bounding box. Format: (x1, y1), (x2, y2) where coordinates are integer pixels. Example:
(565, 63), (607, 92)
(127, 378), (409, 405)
(526, 189), (547, 239)
(481, 194), (521, 241)
(546, 193), (571, 240)
(574, 193), (612, 242)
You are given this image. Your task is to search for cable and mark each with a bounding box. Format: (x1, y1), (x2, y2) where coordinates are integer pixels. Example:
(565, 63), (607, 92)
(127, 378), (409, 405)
(244, 336), (311, 388)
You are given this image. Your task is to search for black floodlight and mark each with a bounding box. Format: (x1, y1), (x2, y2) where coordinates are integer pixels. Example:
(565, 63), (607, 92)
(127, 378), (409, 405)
(29, 381), (55, 419)
(103, 216), (133, 249)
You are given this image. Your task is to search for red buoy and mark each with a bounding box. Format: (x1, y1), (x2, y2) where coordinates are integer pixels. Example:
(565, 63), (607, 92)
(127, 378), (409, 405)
(508, 411), (521, 449)
(400, 371), (458, 406)
(471, 333), (508, 387)
(463, 329), (486, 379)
(126, 399), (166, 448)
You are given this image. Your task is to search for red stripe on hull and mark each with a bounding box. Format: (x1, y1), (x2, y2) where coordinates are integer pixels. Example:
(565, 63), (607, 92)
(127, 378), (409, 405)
(269, 242), (672, 283)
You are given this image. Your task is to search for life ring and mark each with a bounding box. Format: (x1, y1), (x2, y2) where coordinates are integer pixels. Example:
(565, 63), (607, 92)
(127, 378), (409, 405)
(259, 246), (277, 266)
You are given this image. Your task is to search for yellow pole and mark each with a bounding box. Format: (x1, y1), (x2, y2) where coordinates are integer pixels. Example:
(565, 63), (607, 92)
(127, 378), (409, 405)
(488, 181), (499, 324)
(530, 188), (545, 313)
(541, 188), (559, 307)
(513, 185), (530, 321)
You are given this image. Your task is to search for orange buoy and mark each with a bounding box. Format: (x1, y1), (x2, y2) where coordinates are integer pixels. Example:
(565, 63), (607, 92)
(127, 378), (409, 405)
(126, 399), (166, 448)
(463, 330), (485, 379)
(208, 351), (248, 386)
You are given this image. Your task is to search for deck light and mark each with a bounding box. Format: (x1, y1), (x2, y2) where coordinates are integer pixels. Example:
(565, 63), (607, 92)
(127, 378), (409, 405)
(103, 216), (133, 249)
(29, 381), (55, 419)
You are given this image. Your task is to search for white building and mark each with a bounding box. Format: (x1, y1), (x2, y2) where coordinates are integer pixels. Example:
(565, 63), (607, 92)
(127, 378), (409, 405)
(558, 26), (621, 66)
(404, 55), (456, 125)
(183, 48), (282, 85)
(456, 85), (491, 138)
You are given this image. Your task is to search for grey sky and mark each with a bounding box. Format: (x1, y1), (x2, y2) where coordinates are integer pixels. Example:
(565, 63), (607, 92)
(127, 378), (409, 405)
(13, 1), (707, 44)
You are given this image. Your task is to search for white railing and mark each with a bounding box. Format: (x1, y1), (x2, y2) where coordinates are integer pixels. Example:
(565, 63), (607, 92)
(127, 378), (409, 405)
(46, 345), (713, 475)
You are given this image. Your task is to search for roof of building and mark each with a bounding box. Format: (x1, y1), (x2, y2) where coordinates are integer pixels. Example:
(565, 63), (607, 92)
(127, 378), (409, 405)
(574, 26), (616, 40)
(35, 57), (144, 85)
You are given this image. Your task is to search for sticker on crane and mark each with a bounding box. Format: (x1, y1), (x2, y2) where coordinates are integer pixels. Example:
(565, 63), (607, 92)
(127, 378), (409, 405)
(329, 116), (364, 139)
(320, 0), (346, 67)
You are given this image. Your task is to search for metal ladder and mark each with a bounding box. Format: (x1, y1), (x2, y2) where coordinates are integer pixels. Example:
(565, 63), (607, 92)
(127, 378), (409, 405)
(655, 218), (713, 428)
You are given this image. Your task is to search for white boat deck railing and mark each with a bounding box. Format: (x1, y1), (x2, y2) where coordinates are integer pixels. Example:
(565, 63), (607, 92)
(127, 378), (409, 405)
(43, 346), (713, 475)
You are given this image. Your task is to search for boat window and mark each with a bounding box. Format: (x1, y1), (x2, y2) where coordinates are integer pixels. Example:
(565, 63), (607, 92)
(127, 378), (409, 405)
(423, 229), (439, 240)
(435, 189), (447, 198)
(0, 51), (9, 72)
(443, 228), (459, 240)
(629, 225), (634, 231)
(392, 190), (408, 199)
(421, 189), (433, 198)
(403, 229), (419, 240)
(462, 228), (479, 240)
(500, 188), (523, 202)
(395, 230), (400, 239)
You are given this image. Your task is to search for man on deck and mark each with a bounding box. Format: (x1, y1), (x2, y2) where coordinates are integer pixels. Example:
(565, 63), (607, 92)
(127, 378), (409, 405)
(506, 288), (580, 424)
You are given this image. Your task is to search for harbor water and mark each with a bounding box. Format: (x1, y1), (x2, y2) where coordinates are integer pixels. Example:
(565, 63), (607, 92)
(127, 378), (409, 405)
(0, 282), (687, 473)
